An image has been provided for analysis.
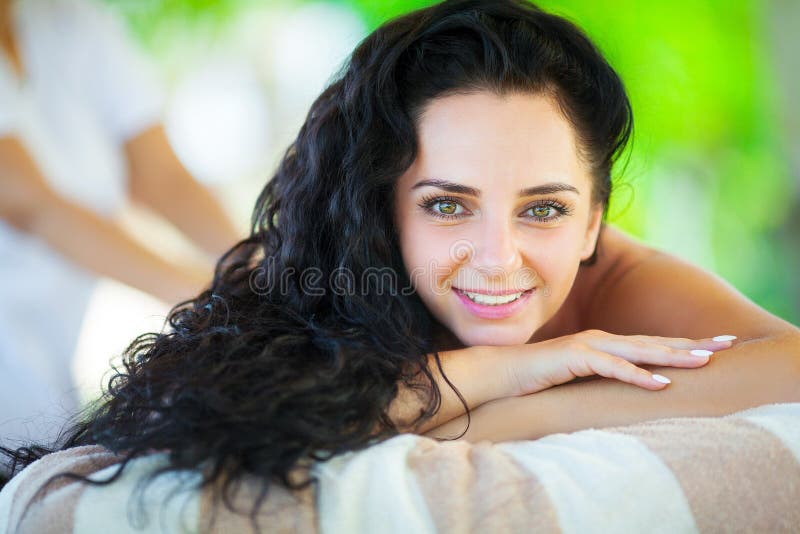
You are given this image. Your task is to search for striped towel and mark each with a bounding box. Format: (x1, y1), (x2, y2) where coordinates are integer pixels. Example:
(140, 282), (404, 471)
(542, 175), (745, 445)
(1, 402), (799, 533)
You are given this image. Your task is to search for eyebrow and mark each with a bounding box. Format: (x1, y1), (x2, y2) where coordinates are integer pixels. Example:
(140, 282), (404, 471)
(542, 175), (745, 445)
(411, 178), (580, 197)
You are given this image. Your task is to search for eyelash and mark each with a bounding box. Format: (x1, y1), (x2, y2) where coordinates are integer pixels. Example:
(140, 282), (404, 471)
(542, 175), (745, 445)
(417, 194), (573, 223)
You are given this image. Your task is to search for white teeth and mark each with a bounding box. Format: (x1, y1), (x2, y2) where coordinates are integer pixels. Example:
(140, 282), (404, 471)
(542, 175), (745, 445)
(461, 290), (524, 305)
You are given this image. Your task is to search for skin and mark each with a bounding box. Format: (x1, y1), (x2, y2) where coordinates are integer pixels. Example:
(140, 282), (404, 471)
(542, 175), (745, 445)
(393, 90), (603, 348)
(0, 1), (240, 303)
(0, 0), (21, 78)
(393, 89), (800, 442)
(0, 129), (237, 304)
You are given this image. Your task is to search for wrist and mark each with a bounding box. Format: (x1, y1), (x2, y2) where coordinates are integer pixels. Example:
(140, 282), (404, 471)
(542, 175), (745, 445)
(457, 344), (516, 404)
(394, 345), (509, 434)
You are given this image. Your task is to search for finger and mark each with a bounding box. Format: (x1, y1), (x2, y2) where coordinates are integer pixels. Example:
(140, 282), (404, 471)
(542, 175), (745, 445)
(627, 333), (737, 351)
(582, 330), (737, 352)
(580, 335), (714, 368)
(568, 349), (671, 391)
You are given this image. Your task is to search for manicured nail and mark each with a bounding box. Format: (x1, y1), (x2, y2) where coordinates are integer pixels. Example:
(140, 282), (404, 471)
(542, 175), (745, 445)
(652, 374), (671, 384)
(712, 335), (737, 342)
(690, 349), (714, 357)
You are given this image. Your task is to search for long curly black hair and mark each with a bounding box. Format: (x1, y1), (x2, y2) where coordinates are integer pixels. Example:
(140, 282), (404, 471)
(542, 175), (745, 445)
(1, 0), (632, 525)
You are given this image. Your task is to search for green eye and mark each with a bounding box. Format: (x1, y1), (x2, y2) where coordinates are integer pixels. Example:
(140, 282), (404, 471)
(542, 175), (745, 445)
(524, 200), (572, 222)
(531, 205), (552, 218)
(418, 195), (467, 219)
(437, 201), (458, 215)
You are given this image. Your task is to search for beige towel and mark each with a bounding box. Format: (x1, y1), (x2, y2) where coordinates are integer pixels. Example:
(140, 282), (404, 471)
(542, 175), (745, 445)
(2, 402), (799, 533)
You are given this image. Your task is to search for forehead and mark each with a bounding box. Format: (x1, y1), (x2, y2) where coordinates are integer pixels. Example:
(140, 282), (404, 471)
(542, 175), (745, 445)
(404, 91), (587, 190)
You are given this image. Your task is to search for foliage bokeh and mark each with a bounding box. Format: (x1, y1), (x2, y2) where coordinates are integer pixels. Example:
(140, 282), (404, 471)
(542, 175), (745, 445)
(105, 0), (799, 325)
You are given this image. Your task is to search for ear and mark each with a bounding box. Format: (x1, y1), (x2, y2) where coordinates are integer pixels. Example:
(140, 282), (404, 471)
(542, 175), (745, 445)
(580, 205), (604, 261)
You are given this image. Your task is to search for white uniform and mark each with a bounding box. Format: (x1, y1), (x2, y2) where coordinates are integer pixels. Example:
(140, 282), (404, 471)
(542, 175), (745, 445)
(0, 0), (163, 446)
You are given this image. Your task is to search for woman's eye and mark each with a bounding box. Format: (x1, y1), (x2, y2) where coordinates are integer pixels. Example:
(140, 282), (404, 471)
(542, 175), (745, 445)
(419, 196), (570, 222)
(433, 200), (463, 216)
(530, 205), (552, 218)
(523, 201), (570, 222)
(419, 196), (468, 219)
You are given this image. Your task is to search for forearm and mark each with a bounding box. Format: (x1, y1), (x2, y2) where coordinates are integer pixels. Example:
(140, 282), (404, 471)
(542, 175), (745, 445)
(388, 346), (507, 434)
(2, 135), (209, 303)
(125, 125), (240, 257)
(32, 191), (210, 303)
(146, 174), (239, 257)
(425, 332), (800, 443)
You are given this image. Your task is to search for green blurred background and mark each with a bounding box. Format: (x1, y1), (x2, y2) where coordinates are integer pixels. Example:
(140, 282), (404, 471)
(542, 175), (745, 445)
(105, 0), (800, 326)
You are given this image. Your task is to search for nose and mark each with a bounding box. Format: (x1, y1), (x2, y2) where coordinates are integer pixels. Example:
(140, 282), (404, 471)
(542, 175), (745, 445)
(466, 218), (523, 277)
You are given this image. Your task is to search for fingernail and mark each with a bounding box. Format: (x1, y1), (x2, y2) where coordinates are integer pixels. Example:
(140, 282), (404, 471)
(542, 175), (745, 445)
(712, 335), (737, 342)
(690, 349), (714, 357)
(652, 374), (671, 384)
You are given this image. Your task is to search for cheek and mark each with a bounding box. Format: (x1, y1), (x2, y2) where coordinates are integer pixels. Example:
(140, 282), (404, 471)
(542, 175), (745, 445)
(521, 226), (585, 260)
(394, 197), (464, 317)
(518, 227), (586, 287)
(399, 223), (459, 294)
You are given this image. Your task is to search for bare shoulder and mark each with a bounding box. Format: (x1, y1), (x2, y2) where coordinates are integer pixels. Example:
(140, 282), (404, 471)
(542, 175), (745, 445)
(577, 226), (797, 339)
(536, 224), (797, 340)
(581, 225), (660, 298)
(532, 224), (658, 340)
(572, 225), (661, 328)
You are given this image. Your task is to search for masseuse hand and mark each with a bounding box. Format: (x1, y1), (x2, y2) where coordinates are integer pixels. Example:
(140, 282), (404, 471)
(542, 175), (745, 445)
(492, 329), (736, 397)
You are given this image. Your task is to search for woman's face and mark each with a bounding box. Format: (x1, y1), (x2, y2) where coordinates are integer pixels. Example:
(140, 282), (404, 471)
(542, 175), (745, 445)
(393, 90), (603, 347)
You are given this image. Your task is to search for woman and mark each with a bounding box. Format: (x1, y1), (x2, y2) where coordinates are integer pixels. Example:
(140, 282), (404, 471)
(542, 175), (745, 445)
(2, 0), (799, 517)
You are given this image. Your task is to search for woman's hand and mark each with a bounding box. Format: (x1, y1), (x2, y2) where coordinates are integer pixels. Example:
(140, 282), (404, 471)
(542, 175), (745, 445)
(391, 330), (735, 435)
(493, 329), (736, 397)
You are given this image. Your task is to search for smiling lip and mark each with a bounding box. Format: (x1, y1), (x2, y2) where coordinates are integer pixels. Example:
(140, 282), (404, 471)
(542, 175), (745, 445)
(452, 287), (533, 296)
(453, 287), (535, 319)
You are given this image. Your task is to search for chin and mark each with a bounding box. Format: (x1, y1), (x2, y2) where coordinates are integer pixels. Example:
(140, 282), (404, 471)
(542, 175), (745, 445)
(455, 328), (534, 347)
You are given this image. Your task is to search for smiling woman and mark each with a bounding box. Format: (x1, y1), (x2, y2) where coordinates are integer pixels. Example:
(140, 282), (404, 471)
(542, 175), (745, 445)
(2, 0), (800, 528)
(394, 92), (604, 347)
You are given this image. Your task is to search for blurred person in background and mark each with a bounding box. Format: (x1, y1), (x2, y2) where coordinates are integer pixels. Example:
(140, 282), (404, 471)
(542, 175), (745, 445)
(0, 0), (240, 447)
